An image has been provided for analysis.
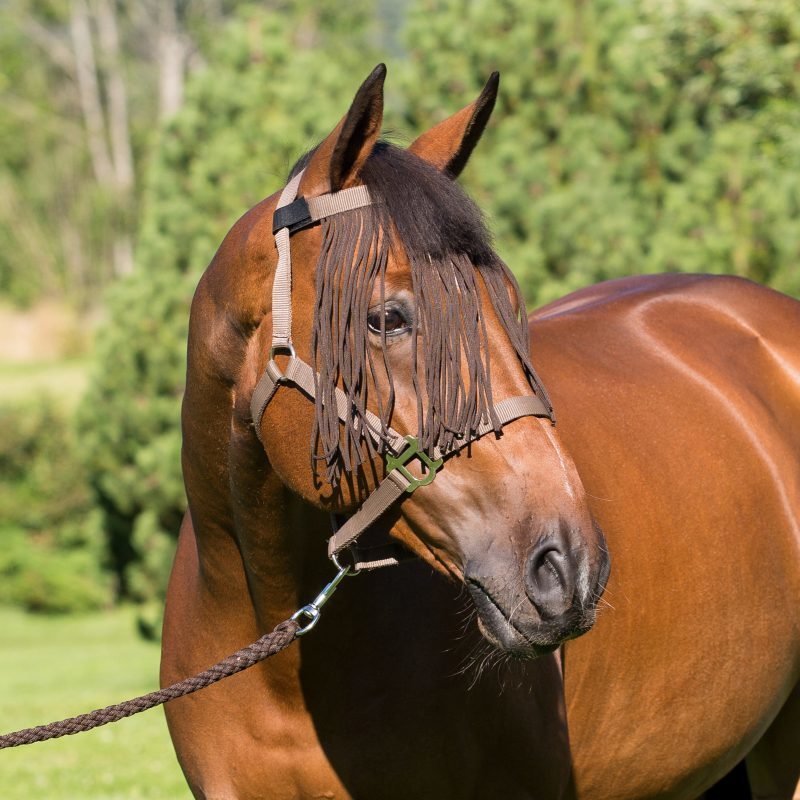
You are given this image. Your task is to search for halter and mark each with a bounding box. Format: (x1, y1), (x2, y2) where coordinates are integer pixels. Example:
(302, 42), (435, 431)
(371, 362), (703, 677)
(251, 169), (554, 573)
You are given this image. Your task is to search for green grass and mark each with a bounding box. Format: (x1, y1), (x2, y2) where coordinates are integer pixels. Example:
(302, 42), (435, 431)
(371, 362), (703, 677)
(0, 607), (190, 799)
(0, 358), (89, 408)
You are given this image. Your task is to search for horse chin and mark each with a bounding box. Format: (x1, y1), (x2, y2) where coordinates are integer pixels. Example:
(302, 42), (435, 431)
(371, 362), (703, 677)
(467, 579), (588, 660)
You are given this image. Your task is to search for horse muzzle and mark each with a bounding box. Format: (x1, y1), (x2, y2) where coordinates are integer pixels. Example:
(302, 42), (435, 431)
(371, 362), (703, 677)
(465, 525), (610, 658)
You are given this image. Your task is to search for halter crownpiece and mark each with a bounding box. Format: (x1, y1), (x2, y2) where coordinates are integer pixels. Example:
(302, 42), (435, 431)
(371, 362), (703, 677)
(269, 171), (374, 358)
(251, 169), (553, 570)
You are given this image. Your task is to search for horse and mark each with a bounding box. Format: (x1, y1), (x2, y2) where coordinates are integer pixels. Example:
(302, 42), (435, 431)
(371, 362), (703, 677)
(161, 65), (799, 799)
(535, 274), (800, 799)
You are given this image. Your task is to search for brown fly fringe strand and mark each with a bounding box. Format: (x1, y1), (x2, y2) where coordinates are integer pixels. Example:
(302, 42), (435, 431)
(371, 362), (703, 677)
(310, 207), (553, 484)
(412, 252), (500, 454)
(312, 210), (392, 483)
(0, 619), (299, 749)
(482, 259), (555, 417)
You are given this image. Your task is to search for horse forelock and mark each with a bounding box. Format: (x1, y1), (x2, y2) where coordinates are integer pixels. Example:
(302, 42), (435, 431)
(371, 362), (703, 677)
(291, 141), (549, 485)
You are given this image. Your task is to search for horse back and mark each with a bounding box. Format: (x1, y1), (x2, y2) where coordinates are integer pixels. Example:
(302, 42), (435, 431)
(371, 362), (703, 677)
(534, 272), (800, 480)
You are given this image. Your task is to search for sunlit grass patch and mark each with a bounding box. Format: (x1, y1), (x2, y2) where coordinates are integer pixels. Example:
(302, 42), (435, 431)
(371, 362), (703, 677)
(0, 607), (189, 799)
(0, 357), (89, 409)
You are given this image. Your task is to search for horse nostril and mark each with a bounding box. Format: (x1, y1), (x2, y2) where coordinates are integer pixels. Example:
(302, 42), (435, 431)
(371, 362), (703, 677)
(525, 541), (576, 619)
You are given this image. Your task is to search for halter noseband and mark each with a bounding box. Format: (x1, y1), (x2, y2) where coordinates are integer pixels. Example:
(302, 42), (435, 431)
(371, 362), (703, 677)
(250, 169), (553, 571)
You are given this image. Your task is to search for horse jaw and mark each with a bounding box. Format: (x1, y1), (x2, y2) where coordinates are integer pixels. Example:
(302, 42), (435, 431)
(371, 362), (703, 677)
(390, 419), (611, 659)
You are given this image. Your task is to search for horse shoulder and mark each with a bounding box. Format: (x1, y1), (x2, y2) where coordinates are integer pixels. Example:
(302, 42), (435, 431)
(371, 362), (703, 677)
(166, 196), (340, 797)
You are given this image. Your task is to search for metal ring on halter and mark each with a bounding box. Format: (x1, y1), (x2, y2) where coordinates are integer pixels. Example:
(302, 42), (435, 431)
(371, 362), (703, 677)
(291, 604), (321, 636)
(270, 343), (296, 360)
(332, 551), (361, 577)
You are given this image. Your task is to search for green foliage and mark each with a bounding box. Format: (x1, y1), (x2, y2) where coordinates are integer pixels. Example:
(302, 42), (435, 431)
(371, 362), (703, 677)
(0, 0), (127, 306)
(77, 268), (189, 602)
(0, 0), (254, 308)
(80, 2), (383, 604)
(137, 3), (383, 277)
(0, 400), (112, 612)
(67, 0), (800, 612)
(402, 0), (800, 303)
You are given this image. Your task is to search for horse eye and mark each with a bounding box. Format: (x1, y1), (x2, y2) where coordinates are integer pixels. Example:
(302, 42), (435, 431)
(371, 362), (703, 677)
(367, 306), (410, 337)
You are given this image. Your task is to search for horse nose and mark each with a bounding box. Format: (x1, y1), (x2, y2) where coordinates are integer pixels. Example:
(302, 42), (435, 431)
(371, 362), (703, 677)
(525, 537), (577, 619)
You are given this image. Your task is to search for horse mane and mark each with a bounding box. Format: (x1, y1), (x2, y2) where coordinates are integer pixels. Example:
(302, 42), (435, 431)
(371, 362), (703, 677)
(288, 142), (551, 484)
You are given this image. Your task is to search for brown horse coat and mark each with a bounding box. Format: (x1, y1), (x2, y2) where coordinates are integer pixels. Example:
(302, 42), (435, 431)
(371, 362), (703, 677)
(161, 68), (800, 799)
(535, 274), (800, 799)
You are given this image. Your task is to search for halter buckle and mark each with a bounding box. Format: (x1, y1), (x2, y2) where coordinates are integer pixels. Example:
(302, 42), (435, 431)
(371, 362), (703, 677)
(386, 436), (443, 494)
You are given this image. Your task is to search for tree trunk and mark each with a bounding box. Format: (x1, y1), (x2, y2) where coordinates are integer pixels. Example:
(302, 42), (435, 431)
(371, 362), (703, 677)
(157, 1), (188, 121)
(69, 0), (114, 186)
(94, 0), (134, 193)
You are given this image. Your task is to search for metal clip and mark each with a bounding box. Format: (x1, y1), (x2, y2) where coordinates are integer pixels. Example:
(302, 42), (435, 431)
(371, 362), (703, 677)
(290, 554), (356, 636)
(269, 342), (296, 361)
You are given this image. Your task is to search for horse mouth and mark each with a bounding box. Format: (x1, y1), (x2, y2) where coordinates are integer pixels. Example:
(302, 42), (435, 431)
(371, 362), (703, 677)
(466, 579), (563, 660)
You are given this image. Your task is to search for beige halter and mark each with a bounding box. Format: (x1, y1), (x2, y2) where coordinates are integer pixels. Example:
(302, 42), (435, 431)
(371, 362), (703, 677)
(251, 170), (553, 571)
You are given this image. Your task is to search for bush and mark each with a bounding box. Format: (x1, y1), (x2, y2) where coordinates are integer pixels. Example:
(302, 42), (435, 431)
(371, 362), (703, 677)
(0, 401), (112, 613)
(402, 0), (800, 302)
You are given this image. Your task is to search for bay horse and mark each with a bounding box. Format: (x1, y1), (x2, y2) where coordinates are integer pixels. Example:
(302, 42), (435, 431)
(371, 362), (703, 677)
(540, 273), (800, 799)
(161, 65), (799, 799)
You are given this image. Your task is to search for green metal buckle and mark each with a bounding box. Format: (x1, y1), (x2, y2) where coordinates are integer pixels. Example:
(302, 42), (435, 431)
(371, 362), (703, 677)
(386, 435), (443, 494)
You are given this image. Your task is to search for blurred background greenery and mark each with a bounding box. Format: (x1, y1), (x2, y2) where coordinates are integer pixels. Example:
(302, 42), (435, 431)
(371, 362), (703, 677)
(1, 0), (800, 793)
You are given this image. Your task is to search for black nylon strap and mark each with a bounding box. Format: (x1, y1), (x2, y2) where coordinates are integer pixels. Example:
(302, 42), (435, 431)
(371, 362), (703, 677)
(272, 197), (314, 234)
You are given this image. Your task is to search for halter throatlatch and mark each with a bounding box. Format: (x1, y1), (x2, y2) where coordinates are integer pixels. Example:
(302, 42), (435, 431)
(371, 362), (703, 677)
(251, 169), (554, 571)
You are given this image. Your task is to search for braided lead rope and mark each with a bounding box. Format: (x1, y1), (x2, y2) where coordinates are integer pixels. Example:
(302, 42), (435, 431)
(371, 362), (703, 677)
(0, 618), (299, 749)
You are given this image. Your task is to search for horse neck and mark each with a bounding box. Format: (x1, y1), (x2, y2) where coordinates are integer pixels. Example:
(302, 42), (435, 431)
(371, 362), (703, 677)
(226, 407), (332, 631)
(182, 310), (325, 646)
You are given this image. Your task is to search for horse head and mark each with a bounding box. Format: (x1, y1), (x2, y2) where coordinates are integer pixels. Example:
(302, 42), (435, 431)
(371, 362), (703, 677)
(249, 65), (610, 658)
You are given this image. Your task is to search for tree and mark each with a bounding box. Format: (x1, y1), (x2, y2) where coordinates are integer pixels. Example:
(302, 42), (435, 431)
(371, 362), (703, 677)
(0, 0), (238, 306)
(401, 0), (800, 303)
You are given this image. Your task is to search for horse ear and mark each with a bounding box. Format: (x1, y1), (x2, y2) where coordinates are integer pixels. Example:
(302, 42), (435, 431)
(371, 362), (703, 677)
(298, 64), (386, 196)
(408, 72), (499, 178)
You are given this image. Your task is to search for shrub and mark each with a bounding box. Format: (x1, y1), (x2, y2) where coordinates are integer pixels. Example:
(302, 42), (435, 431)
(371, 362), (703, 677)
(402, 0), (800, 302)
(0, 401), (112, 613)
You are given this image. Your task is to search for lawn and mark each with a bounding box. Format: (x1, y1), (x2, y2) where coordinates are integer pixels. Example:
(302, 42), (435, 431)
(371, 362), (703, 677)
(0, 607), (190, 799)
(0, 357), (89, 409)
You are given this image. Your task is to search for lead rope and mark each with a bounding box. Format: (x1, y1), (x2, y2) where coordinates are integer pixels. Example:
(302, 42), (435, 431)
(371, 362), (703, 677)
(0, 619), (299, 749)
(0, 549), (357, 749)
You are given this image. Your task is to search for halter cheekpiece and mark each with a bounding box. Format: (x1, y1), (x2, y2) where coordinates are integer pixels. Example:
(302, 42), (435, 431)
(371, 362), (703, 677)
(251, 169), (554, 572)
